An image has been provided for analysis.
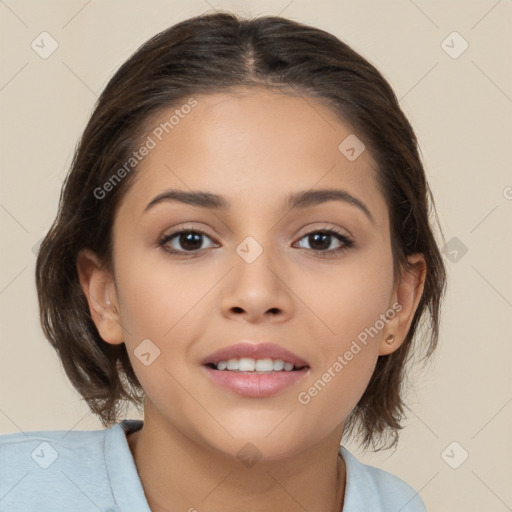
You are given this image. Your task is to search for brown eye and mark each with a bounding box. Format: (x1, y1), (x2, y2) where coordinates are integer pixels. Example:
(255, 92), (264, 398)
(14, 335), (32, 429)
(295, 229), (354, 256)
(159, 228), (216, 255)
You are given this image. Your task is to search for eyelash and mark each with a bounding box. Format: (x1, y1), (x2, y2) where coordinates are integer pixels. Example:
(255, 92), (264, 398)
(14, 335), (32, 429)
(157, 225), (354, 258)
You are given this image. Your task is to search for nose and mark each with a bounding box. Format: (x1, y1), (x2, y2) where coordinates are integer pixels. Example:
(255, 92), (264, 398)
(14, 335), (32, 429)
(220, 241), (295, 323)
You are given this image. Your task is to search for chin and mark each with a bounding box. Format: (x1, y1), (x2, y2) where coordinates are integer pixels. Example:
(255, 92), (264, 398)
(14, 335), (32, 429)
(204, 420), (316, 461)
(210, 437), (306, 466)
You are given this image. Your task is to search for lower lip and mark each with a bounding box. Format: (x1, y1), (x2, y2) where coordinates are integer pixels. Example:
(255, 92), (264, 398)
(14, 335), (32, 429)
(201, 365), (309, 398)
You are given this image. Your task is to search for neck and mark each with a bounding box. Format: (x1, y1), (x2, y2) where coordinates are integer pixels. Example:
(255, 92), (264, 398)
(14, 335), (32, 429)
(127, 410), (346, 512)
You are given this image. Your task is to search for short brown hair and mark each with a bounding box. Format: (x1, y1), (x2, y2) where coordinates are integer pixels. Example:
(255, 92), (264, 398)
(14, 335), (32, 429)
(35, 11), (447, 450)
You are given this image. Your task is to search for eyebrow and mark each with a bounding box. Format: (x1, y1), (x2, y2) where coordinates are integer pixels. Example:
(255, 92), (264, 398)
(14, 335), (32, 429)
(143, 188), (374, 224)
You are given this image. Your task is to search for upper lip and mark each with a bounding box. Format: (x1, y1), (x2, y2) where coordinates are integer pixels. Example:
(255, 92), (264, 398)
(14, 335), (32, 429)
(202, 342), (310, 367)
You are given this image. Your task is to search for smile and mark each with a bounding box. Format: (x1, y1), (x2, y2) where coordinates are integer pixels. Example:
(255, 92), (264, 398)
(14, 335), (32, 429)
(207, 357), (307, 372)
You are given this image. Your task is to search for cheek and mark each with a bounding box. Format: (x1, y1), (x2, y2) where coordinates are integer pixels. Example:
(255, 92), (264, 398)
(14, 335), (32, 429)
(114, 248), (204, 338)
(113, 251), (221, 391)
(113, 255), (204, 408)
(308, 244), (395, 344)
(295, 245), (394, 419)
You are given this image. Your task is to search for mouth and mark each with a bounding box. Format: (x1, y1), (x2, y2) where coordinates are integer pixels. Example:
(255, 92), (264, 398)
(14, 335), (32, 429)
(201, 341), (310, 372)
(201, 342), (310, 397)
(204, 358), (308, 373)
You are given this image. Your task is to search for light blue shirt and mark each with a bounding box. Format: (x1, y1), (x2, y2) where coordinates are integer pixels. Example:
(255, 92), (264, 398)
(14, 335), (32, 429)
(0, 419), (426, 511)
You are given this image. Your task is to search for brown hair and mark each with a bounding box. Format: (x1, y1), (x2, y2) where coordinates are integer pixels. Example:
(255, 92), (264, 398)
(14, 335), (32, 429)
(35, 11), (447, 450)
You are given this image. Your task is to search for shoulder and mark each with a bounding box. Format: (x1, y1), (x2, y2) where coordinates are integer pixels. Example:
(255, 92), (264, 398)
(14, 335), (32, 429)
(0, 421), (137, 511)
(340, 446), (427, 512)
(0, 423), (108, 472)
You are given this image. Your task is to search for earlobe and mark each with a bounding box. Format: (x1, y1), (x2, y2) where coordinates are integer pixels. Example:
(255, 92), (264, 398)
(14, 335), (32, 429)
(379, 254), (427, 356)
(76, 249), (125, 345)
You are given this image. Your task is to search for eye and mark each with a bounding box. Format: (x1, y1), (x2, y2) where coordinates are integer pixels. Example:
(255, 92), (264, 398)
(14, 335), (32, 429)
(158, 226), (354, 258)
(158, 227), (217, 256)
(295, 228), (354, 256)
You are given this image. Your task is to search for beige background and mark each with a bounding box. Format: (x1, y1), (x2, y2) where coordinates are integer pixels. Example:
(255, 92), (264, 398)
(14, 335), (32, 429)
(1, 1), (511, 510)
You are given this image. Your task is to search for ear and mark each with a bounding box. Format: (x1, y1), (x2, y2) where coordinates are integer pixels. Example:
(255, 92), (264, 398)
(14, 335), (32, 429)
(379, 253), (427, 356)
(76, 249), (124, 345)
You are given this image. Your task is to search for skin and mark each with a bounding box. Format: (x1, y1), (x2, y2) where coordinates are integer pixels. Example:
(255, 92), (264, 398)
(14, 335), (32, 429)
(78, 86), (426, 512)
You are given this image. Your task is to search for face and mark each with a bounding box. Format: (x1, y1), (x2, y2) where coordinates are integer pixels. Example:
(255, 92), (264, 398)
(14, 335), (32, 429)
(79, 87), (425, 461)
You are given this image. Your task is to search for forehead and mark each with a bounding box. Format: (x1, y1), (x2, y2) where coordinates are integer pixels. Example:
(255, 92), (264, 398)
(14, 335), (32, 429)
(117, 87), (387, 222)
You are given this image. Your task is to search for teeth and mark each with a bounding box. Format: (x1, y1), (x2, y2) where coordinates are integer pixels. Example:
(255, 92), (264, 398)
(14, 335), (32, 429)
(255, 358), (274, 371)
(226, 359), (238, 370)
(273, 359), (285, 371)
(212, 358), (299, 372)
(239, 358), (255, 371)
